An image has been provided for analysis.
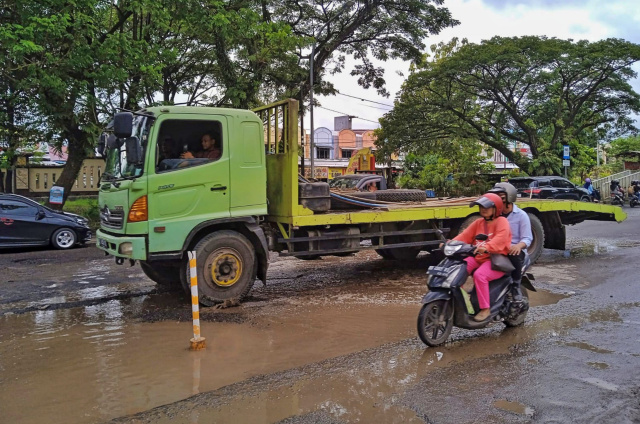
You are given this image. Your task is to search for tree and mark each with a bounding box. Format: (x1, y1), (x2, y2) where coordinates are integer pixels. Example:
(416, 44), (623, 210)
(395, 137), (494, 196)
(277, 0), (458, 100)
(377, 36), (640, 175)
(4, 0), (458, 205)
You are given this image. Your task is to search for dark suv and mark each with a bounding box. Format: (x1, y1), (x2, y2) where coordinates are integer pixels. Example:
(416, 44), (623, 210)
(508, 176), (591, 201)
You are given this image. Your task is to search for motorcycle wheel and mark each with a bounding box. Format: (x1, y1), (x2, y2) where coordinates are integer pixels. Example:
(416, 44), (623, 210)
(503, 288), (530, 327)
(417, 300), (453, 347)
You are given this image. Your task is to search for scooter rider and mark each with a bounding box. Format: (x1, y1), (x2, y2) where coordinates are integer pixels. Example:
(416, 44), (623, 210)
(453, 193), (512, 321)
(488, 182), (533, 302)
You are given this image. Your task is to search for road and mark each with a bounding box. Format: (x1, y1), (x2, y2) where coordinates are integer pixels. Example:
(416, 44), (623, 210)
(1, 209), (639, 424)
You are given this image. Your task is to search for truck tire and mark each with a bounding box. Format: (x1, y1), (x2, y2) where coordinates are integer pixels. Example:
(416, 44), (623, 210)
(375, 248), (394, 259)
(388, 247), (421, 260)
(140, 261), (182, 290)
(456, 214), (480, 237)
(186, 230), (257, 306)
(526, 213), (544, 264)
(375, 189), (426, 203)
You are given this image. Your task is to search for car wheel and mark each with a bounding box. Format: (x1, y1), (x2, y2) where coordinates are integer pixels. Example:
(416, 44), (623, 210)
(51, 228), (77, 249)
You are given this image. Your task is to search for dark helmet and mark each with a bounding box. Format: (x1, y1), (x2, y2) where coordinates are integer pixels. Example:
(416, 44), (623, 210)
(488, 182), (518, 204)
(612, 180), (620, 184)
(470, 193), (504, 220)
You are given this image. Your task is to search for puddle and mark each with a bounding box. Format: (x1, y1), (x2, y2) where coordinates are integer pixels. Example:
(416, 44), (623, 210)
(0, 298), (423, 424)
(0, 285), (584, 424)
(581, 377), (619, 391)
(587, 362), (610, 369)
(569, 240), (640, 258)
(493, 399), (535, 417)
(528, 289), (568, 306)
(563, 342), (614, 354)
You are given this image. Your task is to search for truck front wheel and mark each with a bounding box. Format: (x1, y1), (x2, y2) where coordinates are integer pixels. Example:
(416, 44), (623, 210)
(186, 231), (257, 306)
(140, 261), (182, 290)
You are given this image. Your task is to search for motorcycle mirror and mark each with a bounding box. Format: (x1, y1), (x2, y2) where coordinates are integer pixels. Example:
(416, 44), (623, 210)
(475, 234), (488, 241)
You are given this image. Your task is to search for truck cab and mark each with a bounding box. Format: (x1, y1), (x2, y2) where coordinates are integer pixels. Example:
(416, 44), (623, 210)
(97, 106), (270, 304)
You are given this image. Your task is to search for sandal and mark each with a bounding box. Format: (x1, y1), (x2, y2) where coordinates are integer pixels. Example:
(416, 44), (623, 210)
(473, 309), (491, 322)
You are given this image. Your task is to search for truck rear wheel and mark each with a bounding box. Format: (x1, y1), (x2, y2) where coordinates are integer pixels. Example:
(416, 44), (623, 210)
(140, 261), (182, 290)
(526, 213), (544, 264)
(186, 231), (257, 306)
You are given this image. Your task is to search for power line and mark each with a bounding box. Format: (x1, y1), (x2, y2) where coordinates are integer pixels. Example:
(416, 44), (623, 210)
(336, 91), (394, 108)
(316, 106), (380, 124)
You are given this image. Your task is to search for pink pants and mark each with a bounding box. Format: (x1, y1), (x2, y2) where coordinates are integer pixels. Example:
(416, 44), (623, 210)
(464, 257), (505, 309)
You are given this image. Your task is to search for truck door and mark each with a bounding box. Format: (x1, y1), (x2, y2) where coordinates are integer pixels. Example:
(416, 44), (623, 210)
(146, 116), (230, 253)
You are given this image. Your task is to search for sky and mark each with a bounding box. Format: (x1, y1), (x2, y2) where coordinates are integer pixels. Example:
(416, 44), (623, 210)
(308, 0), (640, 132)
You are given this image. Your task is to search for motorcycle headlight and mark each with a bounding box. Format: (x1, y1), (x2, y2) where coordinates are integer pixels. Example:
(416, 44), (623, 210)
(443, 244), (462, 256)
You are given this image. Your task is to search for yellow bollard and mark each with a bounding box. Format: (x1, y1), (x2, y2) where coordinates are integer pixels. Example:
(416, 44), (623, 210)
(188, 251), (206, 350)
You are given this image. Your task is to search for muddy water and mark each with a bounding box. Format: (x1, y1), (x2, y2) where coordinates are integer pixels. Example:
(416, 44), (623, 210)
(0, 286), (566, 424)
(146, 304), (627, 424)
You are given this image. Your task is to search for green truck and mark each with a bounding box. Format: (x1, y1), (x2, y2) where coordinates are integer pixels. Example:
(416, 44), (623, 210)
(96, 99), (626, 305)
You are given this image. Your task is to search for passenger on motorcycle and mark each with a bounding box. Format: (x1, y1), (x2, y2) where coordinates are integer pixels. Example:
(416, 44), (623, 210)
(453, 193), (512, 322)
(488, 182), (533, 302)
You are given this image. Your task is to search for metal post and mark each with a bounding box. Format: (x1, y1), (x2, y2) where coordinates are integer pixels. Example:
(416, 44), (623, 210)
(309, 42), (316, 179)
(188, 251), (206, 350)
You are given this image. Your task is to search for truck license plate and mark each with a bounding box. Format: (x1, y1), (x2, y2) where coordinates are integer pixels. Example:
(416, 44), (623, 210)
(99, 238), (108, 249)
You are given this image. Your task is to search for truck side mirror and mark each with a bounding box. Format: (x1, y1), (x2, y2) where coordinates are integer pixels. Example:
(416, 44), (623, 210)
(125, 136), (143, 165)
(113, 112), (133, 138)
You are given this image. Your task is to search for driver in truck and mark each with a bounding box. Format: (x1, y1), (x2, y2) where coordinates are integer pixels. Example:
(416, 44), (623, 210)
(181, 132), (221, 161)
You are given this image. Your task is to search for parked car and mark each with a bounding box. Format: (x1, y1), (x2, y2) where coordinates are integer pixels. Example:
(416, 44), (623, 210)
(0, 194), (91, 249)
(508, 176), (591, 201)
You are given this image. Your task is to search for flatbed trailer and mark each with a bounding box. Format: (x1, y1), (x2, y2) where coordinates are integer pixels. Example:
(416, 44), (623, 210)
(96, 99), (625, 305)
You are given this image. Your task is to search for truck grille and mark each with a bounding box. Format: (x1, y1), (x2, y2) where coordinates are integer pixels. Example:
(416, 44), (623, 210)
(100, 205), (124, 229)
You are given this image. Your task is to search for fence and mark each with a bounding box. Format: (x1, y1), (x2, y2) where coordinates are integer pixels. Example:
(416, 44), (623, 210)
(592, 170), (640, 201)
(3, 158), (104, 196)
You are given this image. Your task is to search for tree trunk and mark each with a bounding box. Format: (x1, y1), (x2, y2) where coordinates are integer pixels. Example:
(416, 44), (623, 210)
(45, 128), (88, 209)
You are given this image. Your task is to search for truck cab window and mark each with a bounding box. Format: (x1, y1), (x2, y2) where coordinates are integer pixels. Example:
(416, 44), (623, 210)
(156, 120), (223, 173)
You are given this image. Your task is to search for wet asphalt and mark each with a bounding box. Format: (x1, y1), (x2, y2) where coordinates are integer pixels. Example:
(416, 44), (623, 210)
(1, 208), (639, 423)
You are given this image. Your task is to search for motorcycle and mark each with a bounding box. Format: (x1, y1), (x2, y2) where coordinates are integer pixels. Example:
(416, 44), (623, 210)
(630, 192), (640, 208)
(611, 190), (625, 206)
(417, 237), (536, 347)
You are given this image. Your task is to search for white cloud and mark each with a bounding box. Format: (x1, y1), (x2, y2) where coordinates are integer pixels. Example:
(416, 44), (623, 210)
(310, 0), (640, 131)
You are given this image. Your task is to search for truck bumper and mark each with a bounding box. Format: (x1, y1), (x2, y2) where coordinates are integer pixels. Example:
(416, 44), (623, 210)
(96, 229), (147, 260)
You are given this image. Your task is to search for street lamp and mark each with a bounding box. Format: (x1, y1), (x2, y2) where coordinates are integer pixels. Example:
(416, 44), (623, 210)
(309, 1), (355, 178)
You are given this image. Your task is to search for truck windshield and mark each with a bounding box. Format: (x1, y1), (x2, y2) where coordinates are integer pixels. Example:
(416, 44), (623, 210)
(103, 115), (151, 180)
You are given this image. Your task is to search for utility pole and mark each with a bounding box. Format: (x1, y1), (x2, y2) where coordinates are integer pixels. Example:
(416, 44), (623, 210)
(309, 0), (355, 179)
(300, 86), (305, 177)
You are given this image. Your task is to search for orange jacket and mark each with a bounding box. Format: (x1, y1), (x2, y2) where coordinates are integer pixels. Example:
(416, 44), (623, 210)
(453, 216), (512, 263)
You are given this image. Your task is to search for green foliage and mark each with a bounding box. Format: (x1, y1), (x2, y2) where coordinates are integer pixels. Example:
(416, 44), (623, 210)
(396, 138), (494, 197)
(378, 36), (640, 177)
(607, 135), (640, 158)
(63, 197), (100, 230)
